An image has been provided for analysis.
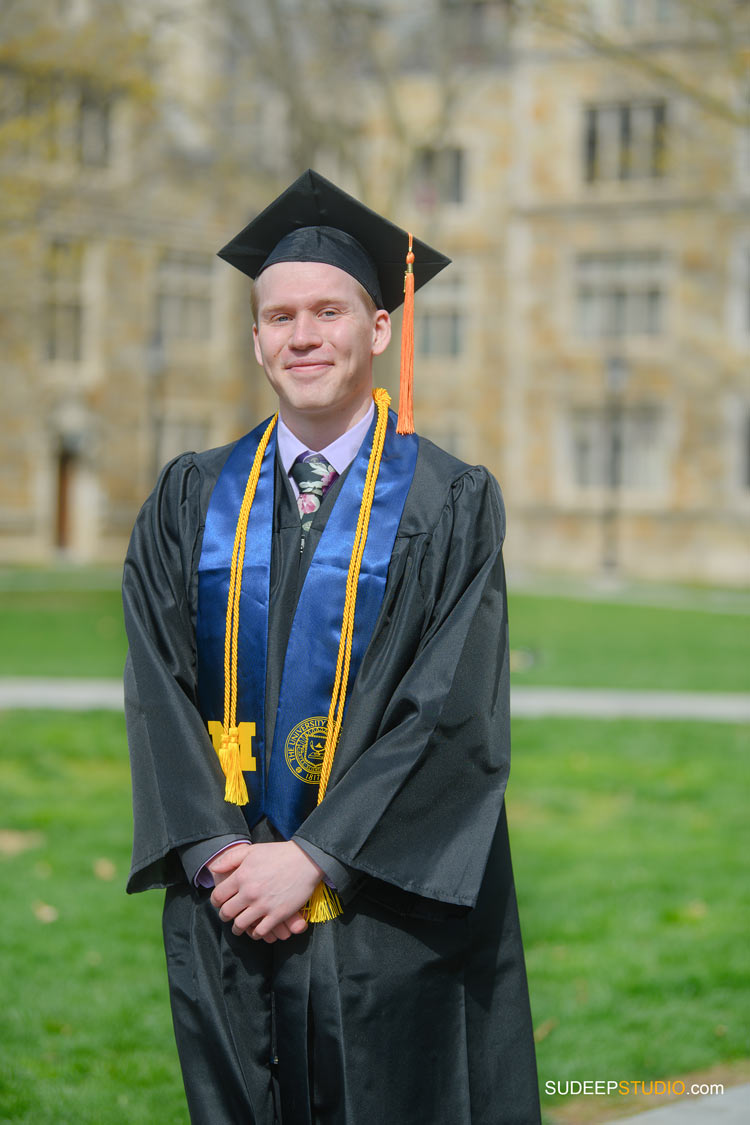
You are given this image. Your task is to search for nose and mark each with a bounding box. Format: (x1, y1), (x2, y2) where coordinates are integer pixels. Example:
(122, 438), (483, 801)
(289, 311), (323, 350)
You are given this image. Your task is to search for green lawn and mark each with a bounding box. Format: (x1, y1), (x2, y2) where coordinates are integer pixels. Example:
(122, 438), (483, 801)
(509, 719), (750, 1118)
(507, 593), (750, 693)
(0, 588), (127, 679)
(0, 573), (747, 1119)
(0, 711), (185, 1125)
(0, 710), (747, 1121)
(0, 577), (748, 691)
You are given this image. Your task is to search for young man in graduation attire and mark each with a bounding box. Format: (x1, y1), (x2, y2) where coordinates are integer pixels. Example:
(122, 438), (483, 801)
(123, 170), (540, 1125)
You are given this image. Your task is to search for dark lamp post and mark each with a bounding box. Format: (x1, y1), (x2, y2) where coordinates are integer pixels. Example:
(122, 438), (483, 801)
(146, 330), (165, 487)
(602, 354), (629, 574)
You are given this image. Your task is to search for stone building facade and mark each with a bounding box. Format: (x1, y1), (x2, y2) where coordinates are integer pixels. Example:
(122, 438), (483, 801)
(0, 0), (266, 563)
(1, 0), (748, 583)
(392, 3), (750, 584)
(496, 10), (750, 584)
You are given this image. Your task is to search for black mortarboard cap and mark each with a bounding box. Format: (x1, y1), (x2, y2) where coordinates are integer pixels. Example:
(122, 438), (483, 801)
(217, 169), (450, 314)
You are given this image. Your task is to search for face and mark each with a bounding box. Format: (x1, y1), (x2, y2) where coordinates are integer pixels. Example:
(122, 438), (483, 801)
(252, 261), (391, 429)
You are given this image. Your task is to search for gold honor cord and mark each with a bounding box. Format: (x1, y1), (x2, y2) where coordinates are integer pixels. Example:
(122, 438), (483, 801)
(216, 390), (391, 924)
(302, 386), (391, 923)
(220, 412), (279, 804)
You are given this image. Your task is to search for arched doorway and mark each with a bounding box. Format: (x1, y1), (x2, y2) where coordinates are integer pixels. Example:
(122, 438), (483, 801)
(55, 444), (78, 551)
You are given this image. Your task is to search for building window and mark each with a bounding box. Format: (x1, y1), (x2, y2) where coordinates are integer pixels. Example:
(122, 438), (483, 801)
(584, 100), (667, 182)
(653, 0), (678, 22)
(416, 272), (467, 358)
(43, 239), (84, 362)
(158, 418), (210, 466)
(575, 250), (665, 339)
(728, 242), (750, 343)
(589, 0), (679, 28)
(738, 81), (750, 189)
(618, 0), (677, 25)
(568, 404), (664, 489)
(413, 146), (465, 207)
(14, 72), (62, 162)
(56, 0), (91, 22)
(437, 1), (511, 61)
(417, 311), (464, 357)
(0, 68), (115, 167)
(78, 89), (111, 167)
(156, 251), (214, 342)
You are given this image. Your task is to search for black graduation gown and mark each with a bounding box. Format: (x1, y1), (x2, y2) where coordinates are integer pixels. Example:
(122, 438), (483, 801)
(122, 433), (540, 1125)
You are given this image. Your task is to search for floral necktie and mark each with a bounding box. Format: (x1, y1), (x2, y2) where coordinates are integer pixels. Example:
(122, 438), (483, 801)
(289, 452), (339, 549)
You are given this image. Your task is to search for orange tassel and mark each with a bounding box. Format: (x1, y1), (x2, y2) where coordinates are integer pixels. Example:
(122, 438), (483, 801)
(397, 234), (415, 435)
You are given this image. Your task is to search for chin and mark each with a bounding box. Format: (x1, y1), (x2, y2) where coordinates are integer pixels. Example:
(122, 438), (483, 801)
(284, 385), (348, 414)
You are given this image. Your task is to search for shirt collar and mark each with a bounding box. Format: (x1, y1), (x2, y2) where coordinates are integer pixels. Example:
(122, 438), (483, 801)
(277, 401), (375, 477)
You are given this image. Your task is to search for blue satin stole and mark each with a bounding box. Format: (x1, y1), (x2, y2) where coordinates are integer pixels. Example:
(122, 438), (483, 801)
(196, 408), (418, 838)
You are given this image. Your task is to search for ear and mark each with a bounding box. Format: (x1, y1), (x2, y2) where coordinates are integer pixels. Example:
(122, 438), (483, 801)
(371, 309), (391, 357)
(252, 322), (263, 367)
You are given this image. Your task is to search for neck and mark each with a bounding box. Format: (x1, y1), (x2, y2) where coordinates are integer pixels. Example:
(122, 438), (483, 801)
(279, 394), (372, 452)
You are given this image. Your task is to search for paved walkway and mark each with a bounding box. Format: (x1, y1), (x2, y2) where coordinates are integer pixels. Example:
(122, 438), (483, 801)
(0, 677), (124, 710)
(511, 687), (750, 722)
(1, 678), (750, 721)
(617, 1080), (750, 1122)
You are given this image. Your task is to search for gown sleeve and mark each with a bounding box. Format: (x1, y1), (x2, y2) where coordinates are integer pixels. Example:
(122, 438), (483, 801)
(122, 455), (251, 893)
(294, 465), (511, 910)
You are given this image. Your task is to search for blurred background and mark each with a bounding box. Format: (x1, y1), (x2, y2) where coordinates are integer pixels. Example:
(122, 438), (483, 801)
(1, 2), (749, 1123)
(2, 0), (749, 582)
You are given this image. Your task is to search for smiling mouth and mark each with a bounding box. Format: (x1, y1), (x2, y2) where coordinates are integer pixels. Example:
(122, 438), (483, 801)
(285, 361), (333, 372)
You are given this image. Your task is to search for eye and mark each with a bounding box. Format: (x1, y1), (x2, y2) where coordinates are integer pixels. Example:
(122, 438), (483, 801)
(319, 307), (339, 318)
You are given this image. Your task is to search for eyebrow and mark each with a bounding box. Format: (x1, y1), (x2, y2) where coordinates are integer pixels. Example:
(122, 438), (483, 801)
(260, 296), (353, 317)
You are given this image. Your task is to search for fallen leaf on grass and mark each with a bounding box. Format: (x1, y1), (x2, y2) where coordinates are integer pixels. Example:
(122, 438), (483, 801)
(533, 1017), (557, 1043)
(0, 829), (45, 856)
(510, 648), (536, 672)
(33, 901), (59, 924)
(93, 857), (116, 880)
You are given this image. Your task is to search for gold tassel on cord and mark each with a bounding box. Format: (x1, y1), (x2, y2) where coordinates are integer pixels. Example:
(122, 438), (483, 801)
(303, 881), (344, 924)
(219, 727), (248, 805)
(396, 234), (415, 435)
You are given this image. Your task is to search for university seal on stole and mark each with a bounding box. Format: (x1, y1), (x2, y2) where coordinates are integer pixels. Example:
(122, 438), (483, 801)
(284, 717), (328, 785)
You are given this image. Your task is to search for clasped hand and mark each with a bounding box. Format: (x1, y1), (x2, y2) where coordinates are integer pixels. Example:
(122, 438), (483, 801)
(209, 841), (323, 943)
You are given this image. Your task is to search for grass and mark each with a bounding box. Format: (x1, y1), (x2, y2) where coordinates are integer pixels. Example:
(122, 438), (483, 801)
(0, 710), (747, 1121)
(0, 578), (748, 691)
(0, 589), (126, 679)
(0, 572), (747, 1119)
(509, 718), (750, 1119)
(0, 711), (186, 1124)
(507, 593), (750, 693)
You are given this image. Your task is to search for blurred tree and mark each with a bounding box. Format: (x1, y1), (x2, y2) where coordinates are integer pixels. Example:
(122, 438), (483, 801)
(0, 0), (156, 372)
(522, 0), (750, 127)
(0, 0), (155, 219)
(195, 0), (514, 210)
(169, 0), (749, 214)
